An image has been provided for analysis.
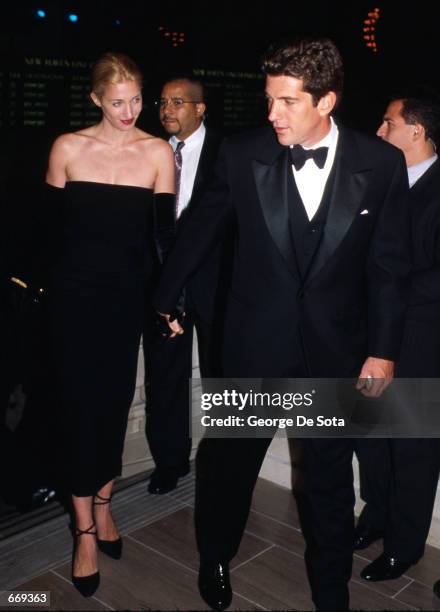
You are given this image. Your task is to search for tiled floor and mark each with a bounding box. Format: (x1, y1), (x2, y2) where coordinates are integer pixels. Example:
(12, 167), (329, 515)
(2, 474), (440, 610)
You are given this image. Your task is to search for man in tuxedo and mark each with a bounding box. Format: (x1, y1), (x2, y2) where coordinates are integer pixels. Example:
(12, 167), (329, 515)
(155, 39), (410, 610)
(355, 93), (440, 582)
(144, 77), (225, 494)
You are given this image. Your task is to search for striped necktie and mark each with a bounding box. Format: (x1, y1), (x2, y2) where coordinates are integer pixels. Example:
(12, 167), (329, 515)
(174, 140), (185, 218)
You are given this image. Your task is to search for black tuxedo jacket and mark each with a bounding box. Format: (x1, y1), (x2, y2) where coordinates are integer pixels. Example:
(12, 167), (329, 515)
(178, 128), (226, 322)
(155, 124), (411, 377)
(397, 158), (440, 376)
(405, 158), (440, 319)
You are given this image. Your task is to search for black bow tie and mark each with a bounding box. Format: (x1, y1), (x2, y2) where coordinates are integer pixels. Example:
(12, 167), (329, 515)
(290, 144), (328, 171)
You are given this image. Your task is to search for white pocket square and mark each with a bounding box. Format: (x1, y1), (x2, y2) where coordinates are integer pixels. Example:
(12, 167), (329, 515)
(360, 209), (369, 215)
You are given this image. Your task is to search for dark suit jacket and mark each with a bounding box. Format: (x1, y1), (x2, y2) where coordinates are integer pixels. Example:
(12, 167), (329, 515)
(397, 158), (440, 376)
(155, 124), (411, 378)
(178, 128), (228, 323)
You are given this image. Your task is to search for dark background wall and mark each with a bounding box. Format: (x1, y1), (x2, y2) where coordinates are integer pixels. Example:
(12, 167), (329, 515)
(2, 2), (440, 129)
(1, 0), (439, 271)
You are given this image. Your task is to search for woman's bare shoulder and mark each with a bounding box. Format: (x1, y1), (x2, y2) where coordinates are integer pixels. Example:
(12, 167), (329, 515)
(51, 129), (95, 152)
(136, 130), (172, 151)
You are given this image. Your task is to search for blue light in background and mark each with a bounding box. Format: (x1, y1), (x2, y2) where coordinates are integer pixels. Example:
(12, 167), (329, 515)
(36, 9), (46, 18)
(68, 13), (78, 23)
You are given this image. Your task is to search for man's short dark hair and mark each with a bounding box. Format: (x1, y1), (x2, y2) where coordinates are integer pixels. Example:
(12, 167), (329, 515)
(162, 74), (205, 102)
(395, 93), (440, 145)
(261, 38), (344, 106)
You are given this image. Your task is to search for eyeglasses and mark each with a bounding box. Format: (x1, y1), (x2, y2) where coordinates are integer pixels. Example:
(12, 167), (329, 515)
(155, 98), (203, 109)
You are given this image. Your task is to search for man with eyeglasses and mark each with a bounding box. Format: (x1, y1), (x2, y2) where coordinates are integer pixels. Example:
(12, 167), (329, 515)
(144, 76), (227, 495)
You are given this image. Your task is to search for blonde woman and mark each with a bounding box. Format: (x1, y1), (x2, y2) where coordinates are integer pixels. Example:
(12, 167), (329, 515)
(46, 52), (175, 596)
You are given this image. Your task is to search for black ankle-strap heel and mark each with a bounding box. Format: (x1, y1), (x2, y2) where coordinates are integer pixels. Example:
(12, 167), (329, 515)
(72, 523), (100, 597)
(93, 493), (112, 505)
(93, 494), (123, 560)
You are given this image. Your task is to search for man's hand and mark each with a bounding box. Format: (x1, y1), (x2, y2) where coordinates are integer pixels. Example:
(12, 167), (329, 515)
(356, 357), (395, 397)
(158, 312), (184, 338)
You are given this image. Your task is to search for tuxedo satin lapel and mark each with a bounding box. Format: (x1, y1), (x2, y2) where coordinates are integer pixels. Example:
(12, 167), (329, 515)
(190, 164), (205, 207)
(253, 149), (298, 279)
(410, 157), (439, 196)
(192, 162), (204, 196)
(307, 132), (371, 282)
(190, 136), (210, 204)
(188, 131), (221, 210)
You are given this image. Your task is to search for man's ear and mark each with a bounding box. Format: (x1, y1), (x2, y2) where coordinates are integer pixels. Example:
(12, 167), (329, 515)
(317, 91), (337, 116)
(413, 123), (424, 140)
(90, 91), (102, 108)
(195, 102), (206, 117)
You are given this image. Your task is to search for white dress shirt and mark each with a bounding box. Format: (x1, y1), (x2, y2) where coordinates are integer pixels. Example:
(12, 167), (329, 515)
(408, 154), (438, 188)
(170, 122), (206, 218)
(291, 117), (339, 220)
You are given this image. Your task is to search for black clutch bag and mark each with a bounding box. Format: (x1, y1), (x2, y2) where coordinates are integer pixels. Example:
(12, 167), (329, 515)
(8, 277), (44, 319)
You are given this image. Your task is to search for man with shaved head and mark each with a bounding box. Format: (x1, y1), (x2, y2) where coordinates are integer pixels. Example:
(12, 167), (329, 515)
(143, 76), (226, 495)
(160, 78), (205, 142)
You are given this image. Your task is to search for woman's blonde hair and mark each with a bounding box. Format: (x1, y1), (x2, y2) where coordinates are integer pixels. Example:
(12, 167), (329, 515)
(91, 52), (143, 97)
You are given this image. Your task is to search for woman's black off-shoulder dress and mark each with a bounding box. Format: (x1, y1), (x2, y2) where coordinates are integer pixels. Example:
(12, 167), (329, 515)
(50, 181), (155, 497)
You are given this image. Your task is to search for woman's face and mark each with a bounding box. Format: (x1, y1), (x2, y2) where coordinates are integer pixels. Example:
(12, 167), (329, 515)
(91, 79), (142, 130)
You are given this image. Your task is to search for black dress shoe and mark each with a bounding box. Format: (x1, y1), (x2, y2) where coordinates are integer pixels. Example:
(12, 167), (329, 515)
(433, 579), (440, 597)
(360, 553), (413, 581)
(148, 464), (190, 495)
(198, 562), (232, 611)
(354, 523), (383, 550)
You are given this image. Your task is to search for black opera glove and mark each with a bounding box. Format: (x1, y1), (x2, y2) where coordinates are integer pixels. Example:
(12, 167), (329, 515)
(25, 183), (64, 292)
(153, 193), (186, 324)
(153, 192), (176, 265)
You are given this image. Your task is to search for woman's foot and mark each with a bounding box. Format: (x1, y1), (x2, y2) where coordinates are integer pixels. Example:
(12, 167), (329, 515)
(73, 524), (98, 577)
(72, 524), (99, 597)
(93, 494), (123, 559)
(93, 494), (120, 541)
